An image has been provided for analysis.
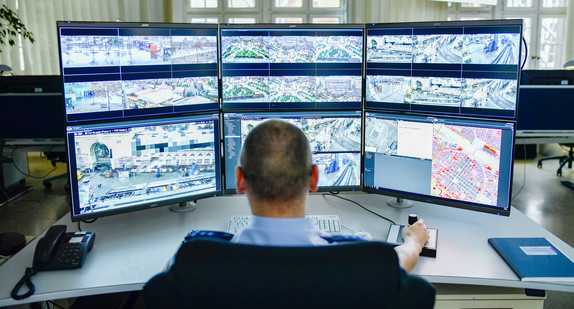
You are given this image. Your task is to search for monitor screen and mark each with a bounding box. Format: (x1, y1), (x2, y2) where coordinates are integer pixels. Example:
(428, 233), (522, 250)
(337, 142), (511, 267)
(66, 113), (222, 221)
(517, 70), (574, 132)
(0, 76), (65, 140)
(363, 111), (515, 215)
(223, 111), (362, 192)
(365, 20), (522, 119)
(57, 21), (219, 123)
(220, 24), (364, 111)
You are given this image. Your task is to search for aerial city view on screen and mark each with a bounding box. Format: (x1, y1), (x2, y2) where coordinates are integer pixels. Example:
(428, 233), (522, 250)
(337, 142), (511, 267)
(365, 117), (502, 206)
(366, 31), (520, 111)
(366, 75), (517, 110)
(367, 32), (519, 65)
(73, 121), (217, 214)
(221, 32), (363, 105)
(367, 35), (413, 62)
(222, 35), (362, 63)
(60, 33), (218, 115)
(64, 77), (218, 114)
(223, 75), (361, 103)
(60, 34), (217, 67)
(238, 117), (361, 187)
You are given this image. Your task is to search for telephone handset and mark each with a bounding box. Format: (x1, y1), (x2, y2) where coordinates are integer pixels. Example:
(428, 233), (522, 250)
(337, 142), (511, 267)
(33, 225), (66, 269)
(11, 225), (95, 300)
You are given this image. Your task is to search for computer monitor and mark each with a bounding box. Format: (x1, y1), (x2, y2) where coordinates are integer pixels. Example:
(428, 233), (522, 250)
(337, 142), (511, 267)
(0, 75), (65, 140)
(66, 113), (222, 221)
(365, 20), (523, 120)
(518, 70), (574, 133)
(220, 24), (364, 110)
(57, 21), (219, 123)
(223, 111), (362, 193)
(363, 111), (515, 216)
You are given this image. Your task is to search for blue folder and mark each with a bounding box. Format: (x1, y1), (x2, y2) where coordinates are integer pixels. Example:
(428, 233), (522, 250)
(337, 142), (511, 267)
(488, 237), (574, 281)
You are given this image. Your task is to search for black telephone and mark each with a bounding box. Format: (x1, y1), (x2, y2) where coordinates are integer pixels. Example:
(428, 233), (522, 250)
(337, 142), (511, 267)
(33, 225), (95, 270)
(11, 225), (95, 300)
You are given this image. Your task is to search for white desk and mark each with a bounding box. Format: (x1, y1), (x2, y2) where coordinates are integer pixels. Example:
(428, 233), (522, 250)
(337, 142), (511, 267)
(1, 193), (573, 306)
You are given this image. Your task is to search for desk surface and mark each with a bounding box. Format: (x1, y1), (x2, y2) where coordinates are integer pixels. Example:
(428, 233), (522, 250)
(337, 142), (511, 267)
(1, 193), (574, 306)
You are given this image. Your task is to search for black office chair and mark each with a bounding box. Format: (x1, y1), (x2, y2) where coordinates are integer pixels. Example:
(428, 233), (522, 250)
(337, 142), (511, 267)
(538, 143), (574, 177)
(143, 239), (436, 309)
(42, 151), (68, 190)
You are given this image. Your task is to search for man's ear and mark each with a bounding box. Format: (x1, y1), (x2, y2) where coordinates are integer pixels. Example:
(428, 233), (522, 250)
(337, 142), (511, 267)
(309, 164), (319, 192)
(236, 166), (246, 194)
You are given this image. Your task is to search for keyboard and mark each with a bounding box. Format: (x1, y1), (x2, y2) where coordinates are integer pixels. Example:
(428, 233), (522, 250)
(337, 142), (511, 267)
(227, 215), (341, 234)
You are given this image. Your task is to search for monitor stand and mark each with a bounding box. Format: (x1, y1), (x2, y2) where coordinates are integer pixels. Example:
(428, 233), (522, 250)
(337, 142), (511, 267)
(170, 200), (197, 212)
(387, 197), (413, 208)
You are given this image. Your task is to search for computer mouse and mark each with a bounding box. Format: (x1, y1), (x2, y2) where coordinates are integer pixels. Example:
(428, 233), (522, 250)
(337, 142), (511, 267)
(354, 231), (373, 241)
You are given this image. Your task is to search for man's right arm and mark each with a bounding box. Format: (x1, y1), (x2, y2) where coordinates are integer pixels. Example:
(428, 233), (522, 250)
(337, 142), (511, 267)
(394, 220), (429, 273)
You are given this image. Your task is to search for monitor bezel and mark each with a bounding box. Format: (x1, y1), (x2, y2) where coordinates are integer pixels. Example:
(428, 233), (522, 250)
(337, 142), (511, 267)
(66, 112), (223, 222)
(56, 21), (220, 124)
(362, 110), (516, 216)
(364, 19), (523, 121)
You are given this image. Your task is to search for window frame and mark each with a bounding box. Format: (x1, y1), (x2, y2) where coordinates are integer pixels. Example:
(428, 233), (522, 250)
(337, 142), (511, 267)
(181, 0), (347, 24)
(447, 0), (569, 69)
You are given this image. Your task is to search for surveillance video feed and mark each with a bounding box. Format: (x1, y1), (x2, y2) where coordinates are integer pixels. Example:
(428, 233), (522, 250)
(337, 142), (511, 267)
(413, 34), (463, 64)
(221, 36), (269, 63)
(226, 35), (362, 64)
(365, 22), (522, 119)
(314, 36), (362, 63)
(268, 76), (362, 103)
(410, 77), (462, 107)
(221, 28), (363, 108)
(61, 34), (217, 67)
(461, 78), (517, 110)
(462, 33), (520, 65)
(235, 116), (361, 187)
(123, 77), (218, 107)
(270, 76), (316, 102)
(364, 117), (398, 156)
(315, 153), (361, 187)
(118, 36), (172, 65)
(367, 35), (413, 63)
(171, 36), (217, 64)
(64, 81), (126, 114)
(366, 75), (411, 104)
(73, 121), (217, 215)
(60, 35), (121, 67)
(64, 77), (218, 114)
(223, 76), (270, 103)
(316, 76), (362, 102)
(269, 36), (316, 63)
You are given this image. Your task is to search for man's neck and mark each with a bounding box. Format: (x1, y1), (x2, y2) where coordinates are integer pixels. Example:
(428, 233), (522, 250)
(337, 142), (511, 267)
(249, 196), (306, 218)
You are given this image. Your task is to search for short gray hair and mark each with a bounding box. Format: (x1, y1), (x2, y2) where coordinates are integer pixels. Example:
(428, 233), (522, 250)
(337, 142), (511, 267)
(239, 119), (312, 202)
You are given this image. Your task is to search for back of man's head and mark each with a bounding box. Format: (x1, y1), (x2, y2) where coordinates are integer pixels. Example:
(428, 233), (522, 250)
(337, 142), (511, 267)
(239, 119), (312, 202)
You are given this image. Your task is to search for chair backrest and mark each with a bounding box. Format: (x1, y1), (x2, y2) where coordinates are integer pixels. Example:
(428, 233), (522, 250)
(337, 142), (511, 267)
(143, 239), (435, 309)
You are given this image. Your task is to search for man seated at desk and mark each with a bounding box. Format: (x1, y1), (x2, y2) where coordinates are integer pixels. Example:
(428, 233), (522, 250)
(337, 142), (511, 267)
(232, 119), (429, 272)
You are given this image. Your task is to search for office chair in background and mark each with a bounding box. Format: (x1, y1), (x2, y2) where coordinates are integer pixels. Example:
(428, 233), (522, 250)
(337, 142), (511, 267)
(538, 143), (574, 177)
(42, 151), (68, 190)
(143, 239), (436, 309)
